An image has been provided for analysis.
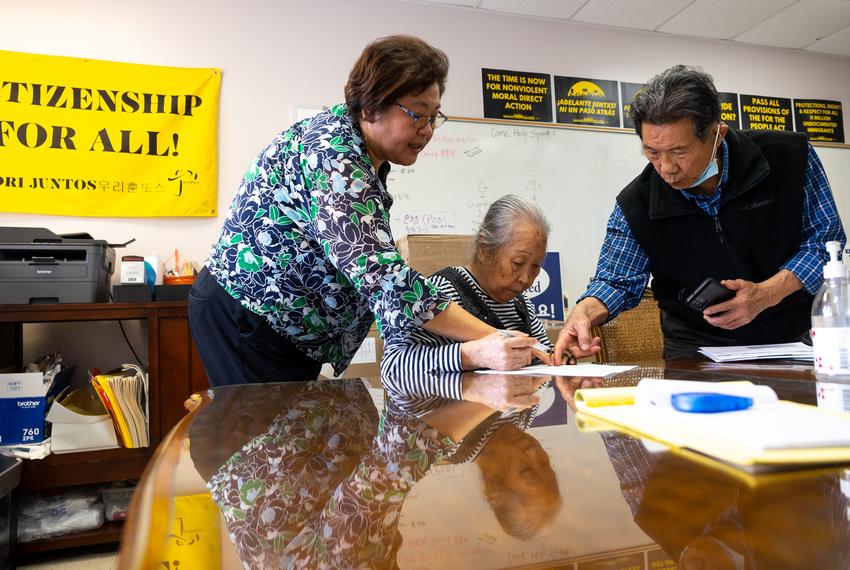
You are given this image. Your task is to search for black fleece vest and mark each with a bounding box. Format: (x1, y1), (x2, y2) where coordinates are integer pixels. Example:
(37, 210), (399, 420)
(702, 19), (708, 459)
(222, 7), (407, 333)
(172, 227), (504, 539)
(616, 128), (812, 345)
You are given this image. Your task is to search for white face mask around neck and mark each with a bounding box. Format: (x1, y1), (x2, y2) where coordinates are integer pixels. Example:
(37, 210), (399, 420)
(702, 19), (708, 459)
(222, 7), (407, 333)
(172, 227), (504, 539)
(687, 123), (722, 189)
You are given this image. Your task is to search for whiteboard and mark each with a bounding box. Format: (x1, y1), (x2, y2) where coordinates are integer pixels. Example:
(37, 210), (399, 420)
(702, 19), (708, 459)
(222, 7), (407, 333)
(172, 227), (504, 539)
(387, 118), (850, 307)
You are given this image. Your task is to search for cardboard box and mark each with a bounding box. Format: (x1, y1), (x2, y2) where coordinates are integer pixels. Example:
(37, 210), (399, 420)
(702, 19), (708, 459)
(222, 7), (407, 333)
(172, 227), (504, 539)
(0, 373), (46, 446)
(396, 234), (474, 278)
(120, 255), (146, 284)
(339, 325), (383, 379)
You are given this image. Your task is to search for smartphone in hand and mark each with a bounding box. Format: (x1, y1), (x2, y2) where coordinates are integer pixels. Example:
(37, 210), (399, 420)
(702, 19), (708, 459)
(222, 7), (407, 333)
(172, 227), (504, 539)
(684, 278), (735, 312)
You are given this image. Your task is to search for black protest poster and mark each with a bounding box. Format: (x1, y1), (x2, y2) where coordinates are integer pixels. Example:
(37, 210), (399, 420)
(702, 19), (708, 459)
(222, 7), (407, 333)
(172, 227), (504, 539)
(620, 82), (644, 130)
(719, 92), (741, 129)
(481, 68), (552, 122)
(740, 95), (793, 131)
(554, 76), (620, 128)
(794, 99), (844, 143)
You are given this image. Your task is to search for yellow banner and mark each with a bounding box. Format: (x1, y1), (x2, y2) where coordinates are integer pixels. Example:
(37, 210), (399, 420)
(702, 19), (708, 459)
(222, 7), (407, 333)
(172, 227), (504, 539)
(0, 50), (220, 217)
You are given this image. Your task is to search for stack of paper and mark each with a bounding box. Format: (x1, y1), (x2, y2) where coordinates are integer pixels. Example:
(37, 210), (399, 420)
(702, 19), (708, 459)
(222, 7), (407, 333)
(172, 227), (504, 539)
(574, 378), (850, 471)
(90, 364), (149, 448)
(698, 342), (813, 363)
(477, 363), (636, 377)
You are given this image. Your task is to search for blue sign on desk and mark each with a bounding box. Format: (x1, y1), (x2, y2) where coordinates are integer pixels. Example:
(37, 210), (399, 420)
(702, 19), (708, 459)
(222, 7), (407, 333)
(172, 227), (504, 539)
(527, 251), (564, 321)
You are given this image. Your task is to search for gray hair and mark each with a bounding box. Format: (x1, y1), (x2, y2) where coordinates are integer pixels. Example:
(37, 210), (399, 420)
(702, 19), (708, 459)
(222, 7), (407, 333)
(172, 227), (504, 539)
(630, 64), (720, 142)
(473, 194), (550, 260)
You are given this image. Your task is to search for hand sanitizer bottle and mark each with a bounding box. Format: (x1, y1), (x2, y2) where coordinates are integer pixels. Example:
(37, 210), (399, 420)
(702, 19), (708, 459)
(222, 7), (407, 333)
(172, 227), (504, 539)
(844, 245), (850, 278)
(812, 241), (850, 382)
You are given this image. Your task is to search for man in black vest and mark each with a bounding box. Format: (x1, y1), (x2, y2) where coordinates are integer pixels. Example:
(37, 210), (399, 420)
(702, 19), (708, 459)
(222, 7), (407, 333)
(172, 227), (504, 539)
(554, 65), (845, 361)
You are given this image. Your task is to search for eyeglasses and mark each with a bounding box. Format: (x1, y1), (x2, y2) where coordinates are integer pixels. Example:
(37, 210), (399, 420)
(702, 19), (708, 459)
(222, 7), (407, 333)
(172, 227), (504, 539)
(395, 101), (448, 130)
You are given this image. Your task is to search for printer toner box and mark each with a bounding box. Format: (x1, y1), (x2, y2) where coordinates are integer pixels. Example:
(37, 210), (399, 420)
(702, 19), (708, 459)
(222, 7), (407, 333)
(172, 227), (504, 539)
(0, 373), (46, 446)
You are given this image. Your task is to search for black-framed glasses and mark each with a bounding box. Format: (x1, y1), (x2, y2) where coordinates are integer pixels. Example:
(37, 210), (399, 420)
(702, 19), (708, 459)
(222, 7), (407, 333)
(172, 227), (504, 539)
(395, 101), (448, 130)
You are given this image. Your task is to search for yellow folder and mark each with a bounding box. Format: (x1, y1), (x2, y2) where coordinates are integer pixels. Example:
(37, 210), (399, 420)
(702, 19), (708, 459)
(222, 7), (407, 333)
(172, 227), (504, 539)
(574, 380), (850, 473)
(92, 374), (134, 448)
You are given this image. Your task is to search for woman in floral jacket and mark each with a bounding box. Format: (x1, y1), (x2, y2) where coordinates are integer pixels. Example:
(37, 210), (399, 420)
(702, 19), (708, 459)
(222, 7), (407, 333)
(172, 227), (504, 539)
(190, 35), (542, 386)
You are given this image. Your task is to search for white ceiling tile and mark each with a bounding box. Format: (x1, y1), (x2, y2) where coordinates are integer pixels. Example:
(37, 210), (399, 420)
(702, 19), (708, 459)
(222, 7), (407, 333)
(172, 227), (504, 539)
(400, 0), (850, 59)
(805, 23), (850, 56)
(734, 0), (850, 49)
(571, 0), (693, 30)
(478, 0), (587, 20)
(411, 0), (481, 6)
(658, 0), (797, 40)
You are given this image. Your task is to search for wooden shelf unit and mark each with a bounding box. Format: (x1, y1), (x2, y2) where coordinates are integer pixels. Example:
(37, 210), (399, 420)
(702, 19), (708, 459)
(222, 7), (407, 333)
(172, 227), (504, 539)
(15, 521), (125, 557)
(1, 301), (207, 558)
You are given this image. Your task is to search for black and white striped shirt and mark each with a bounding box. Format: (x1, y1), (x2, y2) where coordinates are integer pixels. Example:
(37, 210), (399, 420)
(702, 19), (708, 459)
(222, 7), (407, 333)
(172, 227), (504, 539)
(381, 266), (552, 414)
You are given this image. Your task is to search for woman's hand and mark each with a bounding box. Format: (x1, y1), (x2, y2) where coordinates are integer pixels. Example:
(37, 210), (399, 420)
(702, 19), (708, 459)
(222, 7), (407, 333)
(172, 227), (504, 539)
(462, 373), (548, 412)
(460, 331), (538, 370)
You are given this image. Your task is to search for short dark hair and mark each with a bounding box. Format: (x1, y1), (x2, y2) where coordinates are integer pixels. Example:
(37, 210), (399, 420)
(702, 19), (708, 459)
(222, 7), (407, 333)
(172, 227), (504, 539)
(629, 64), (720, 141)
(345, 35), (449, 121)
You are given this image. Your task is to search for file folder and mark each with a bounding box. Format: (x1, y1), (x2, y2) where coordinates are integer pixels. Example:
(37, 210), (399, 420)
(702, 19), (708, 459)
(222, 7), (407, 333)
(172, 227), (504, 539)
(574, 379), (850, 472)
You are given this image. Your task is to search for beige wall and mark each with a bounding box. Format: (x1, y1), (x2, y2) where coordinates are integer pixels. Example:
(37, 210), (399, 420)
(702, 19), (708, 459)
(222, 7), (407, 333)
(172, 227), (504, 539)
(3, 0), (850, 374)
(2, 0), (849, 267)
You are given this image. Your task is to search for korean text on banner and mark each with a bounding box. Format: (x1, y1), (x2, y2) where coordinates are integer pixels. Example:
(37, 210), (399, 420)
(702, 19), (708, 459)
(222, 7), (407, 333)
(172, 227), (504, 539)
(0, 50), (221, 217)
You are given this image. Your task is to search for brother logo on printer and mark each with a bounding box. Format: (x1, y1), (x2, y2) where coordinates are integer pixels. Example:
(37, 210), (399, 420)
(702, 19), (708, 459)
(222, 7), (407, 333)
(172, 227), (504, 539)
(36, 269), (53, 274)
(17, 399), (41, 409)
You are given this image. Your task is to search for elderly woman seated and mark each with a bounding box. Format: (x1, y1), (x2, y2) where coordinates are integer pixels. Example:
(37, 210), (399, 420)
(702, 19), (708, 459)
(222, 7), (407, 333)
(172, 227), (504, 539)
(382, 194), (558, 379)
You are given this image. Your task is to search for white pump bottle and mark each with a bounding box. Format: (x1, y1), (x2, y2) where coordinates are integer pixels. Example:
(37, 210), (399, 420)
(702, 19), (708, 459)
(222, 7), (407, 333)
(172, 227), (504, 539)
(811, 241), (850, 381)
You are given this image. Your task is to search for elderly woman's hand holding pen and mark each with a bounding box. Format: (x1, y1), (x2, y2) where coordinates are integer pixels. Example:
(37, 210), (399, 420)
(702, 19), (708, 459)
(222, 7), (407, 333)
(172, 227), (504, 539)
(458, 329), (576, 370)
(460, 330), (539, 370)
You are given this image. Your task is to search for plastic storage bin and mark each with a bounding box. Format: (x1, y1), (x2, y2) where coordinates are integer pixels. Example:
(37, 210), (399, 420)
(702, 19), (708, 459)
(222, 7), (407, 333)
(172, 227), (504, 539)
(0, 456), (22, 570)
(102, 485), (136, 522)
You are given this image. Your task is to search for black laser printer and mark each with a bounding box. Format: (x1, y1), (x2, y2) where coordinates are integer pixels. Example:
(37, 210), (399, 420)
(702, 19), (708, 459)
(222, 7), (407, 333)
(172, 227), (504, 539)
(0, 227), (115, 304)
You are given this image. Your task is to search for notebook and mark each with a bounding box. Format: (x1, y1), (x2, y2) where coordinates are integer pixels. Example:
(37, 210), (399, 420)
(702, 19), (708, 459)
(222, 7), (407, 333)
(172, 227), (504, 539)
(574, 378), (850, 471)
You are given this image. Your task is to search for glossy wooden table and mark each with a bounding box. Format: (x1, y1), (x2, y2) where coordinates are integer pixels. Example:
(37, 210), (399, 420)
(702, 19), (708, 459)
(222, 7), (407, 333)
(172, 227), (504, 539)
(119, 363), (850, 569)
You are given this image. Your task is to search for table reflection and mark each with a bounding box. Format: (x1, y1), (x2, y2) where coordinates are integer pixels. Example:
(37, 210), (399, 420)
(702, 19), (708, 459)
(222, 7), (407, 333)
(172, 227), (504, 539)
(602, 431), (850, 569)
(187, 373), (563, 568)
(177, 364), (850, 569)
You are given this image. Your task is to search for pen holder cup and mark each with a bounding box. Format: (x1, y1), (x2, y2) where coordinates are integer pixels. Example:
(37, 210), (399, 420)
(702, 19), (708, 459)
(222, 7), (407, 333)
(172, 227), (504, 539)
(163, 275), (196, 286)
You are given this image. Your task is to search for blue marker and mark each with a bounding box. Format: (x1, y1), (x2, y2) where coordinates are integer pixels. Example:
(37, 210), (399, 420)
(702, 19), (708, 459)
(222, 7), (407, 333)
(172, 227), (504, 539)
(671, 392), (754, 413)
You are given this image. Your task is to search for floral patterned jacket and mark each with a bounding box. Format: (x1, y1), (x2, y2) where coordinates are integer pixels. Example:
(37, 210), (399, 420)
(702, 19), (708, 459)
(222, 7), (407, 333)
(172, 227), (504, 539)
(206, 105), (449, 374)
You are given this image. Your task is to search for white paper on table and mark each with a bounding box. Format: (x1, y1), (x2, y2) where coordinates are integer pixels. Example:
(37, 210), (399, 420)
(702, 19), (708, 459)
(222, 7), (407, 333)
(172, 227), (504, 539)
(698, 342), (813, 363)
(476, 363), (636, 377)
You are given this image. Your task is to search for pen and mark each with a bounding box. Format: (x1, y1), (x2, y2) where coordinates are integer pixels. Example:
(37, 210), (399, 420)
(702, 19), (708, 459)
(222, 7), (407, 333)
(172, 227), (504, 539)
(671, 392), (754, 413)
(497, 329), (552, 353)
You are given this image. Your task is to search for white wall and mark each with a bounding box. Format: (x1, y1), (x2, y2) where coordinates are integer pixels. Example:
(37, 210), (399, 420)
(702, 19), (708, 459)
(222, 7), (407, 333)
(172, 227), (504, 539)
(4, 0), (850, 376)
(3, 0), (849, 268)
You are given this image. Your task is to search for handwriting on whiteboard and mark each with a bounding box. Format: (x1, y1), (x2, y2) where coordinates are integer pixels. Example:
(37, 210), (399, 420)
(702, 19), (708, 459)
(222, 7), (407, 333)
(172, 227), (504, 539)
(395, 211), (457, 234)
(431, 134), (477, 146)
(421, 148), (457, 160)
(489, 127), (555, 143)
